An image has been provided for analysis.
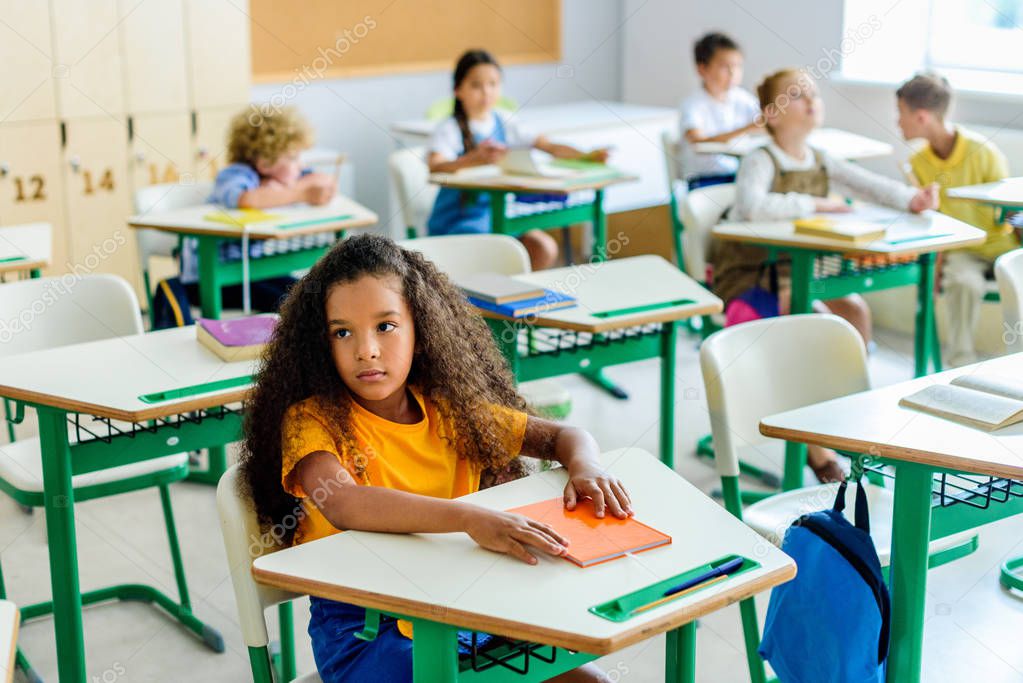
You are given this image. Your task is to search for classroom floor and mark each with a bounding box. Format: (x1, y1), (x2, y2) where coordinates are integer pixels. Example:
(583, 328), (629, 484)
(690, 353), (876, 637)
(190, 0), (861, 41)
(3, 327), (1023, 682)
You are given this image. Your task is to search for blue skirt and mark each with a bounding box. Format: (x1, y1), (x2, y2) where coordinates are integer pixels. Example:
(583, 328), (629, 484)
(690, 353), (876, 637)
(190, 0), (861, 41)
(308, 597), (500, 682)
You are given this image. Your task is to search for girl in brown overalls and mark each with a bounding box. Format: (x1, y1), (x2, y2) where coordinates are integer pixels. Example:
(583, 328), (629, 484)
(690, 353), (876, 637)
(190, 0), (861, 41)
(709, 69), (938, 481)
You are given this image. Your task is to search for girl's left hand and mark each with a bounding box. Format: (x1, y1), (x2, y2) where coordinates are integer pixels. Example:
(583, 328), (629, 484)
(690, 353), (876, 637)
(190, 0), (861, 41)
(564, 464), (632, 519)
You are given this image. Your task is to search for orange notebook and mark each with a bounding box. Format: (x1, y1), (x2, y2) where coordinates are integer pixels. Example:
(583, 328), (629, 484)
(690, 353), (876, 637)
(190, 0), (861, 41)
(508, 497), (672, 568)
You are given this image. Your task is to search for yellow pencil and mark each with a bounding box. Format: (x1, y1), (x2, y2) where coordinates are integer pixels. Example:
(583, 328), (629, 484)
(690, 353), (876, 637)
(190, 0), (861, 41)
(630, 574), (728, 616)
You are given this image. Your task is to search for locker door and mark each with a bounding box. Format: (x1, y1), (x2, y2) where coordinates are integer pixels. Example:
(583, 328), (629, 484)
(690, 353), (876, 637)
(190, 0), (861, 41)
(193, 106), (242, 183)
(129, 112), (194, 191)
(50, 0), (125, 119)
(0, 1), (57, 122)
(62, 118), (139, 291)
(118, 0), (188, 113)
(0, 122), (68, 273)
(184, 0), (251, 109)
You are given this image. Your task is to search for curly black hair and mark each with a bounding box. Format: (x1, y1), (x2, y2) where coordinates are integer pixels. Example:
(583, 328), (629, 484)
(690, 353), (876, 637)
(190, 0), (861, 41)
(240, 234), (532, 543)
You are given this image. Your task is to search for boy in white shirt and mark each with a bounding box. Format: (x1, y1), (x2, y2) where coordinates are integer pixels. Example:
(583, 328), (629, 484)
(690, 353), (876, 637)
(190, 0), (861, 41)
(679, 32), (763, 188)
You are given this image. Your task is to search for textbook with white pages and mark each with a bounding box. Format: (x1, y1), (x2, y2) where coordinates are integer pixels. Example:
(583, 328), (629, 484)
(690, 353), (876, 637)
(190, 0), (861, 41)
(899, 374), (1023, 430)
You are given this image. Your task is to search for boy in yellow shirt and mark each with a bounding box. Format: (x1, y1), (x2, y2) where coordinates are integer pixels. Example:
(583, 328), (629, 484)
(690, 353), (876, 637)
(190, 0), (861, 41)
(897, 72), (1017, 366)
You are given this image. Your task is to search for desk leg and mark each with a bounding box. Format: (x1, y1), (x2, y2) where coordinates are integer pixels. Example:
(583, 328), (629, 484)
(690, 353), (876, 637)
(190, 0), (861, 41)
(592, 189), (607, 262)
(659, 321), (678, 468)
(789, 252), (814, 315)
(665, 621), (696, 683)
(489, 192), (508, 238)
(197, 236), (223, 319)
(30, 268), (41, 278)
(412, 620), (459, 682)
(887, 464), (933, 683)
(37, 407), (86, 683)
(914, 253), (938, 378)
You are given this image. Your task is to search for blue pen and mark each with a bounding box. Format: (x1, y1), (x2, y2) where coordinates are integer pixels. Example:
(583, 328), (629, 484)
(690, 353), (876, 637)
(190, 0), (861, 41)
(663, 556), (746, 597)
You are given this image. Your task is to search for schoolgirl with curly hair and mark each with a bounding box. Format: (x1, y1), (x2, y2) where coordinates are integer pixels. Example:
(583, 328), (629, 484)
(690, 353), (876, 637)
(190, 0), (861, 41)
(240, 233), (625, 682)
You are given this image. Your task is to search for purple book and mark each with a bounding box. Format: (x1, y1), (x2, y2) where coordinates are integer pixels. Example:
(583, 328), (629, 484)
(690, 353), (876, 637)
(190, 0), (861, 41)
(198, 315), (278, 346)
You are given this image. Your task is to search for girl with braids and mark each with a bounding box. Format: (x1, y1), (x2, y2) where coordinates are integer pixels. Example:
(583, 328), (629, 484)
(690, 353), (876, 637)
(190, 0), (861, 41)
(426, 49), (609, 270)
(241, 234), (624, 682)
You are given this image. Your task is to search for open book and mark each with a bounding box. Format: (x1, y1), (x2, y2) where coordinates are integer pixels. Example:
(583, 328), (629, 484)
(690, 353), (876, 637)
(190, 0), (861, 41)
(899, 374), (1023, 430)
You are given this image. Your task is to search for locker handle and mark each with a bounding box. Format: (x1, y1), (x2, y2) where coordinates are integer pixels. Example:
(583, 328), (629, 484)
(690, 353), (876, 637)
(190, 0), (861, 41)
(69, 155), (81, 172)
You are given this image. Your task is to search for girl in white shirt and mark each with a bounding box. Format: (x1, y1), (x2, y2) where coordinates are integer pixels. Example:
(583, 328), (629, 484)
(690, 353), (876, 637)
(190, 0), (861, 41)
(712, 68), (938, 482)
(426, 49), (607, 270)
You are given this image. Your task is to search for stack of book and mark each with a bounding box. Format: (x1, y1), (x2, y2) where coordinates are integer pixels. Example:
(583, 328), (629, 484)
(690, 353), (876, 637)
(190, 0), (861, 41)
(457, 273), (577, 318)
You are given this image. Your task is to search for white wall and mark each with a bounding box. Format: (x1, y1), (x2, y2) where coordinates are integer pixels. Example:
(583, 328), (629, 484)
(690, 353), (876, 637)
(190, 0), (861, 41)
(622, 0), (1023, 180)
(252, 0), (624, 234)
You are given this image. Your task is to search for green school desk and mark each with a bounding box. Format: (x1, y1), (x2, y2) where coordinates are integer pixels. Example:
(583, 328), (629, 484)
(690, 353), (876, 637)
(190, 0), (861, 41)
(713, 206), (985, 378)
(947, 177), (1023, 222)
(0, 601), (16, 683)
(761, 352), (1023, 683)
(127, 195), (378, 319)
(0, 326), (255, 683)
(0, 223), (50, 280)
(253, 447), (796, 683)
(476, 255), (722, 468)
(428, 168), (637, 262)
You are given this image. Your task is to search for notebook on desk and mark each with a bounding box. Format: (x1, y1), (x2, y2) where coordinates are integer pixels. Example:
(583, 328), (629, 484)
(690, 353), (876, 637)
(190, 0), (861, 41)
(196, 315), (278, 362)
(203, 208), (281, 226)
(508, 497), (672, 568)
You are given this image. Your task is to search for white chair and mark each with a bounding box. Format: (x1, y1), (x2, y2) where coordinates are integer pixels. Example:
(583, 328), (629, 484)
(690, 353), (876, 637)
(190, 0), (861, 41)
(133, 181), (214, 323)
(399, 234), (572, 418)
(660, 131), (686, 267)
(700, 313), (978, 683)
(995, 248), (1023, 353)
(678, 183), (735, 285)
(388, 147), (438, 239)
(0, 275), (220, 680)
(217, 465), (320, 683)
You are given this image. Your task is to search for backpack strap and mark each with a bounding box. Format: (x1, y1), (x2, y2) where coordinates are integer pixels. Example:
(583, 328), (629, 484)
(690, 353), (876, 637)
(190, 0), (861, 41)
(854, 479), (871, 534)
(832, 480), (848, 513)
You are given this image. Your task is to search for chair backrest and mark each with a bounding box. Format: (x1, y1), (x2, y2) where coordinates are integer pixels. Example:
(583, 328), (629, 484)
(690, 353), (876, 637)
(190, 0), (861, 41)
(0, 274), (143, 357)
(700, 314), (870, 477)
(660, 130), (683, 186)
(424, 96), (519, 122)
(995, 248), (1023, 353)
(133, 181), (214, 264)
(398, 234), (531, 278)
(388, 147), (438, 238)
(216, 464), (304, 649)
(680, 183), (735, 281)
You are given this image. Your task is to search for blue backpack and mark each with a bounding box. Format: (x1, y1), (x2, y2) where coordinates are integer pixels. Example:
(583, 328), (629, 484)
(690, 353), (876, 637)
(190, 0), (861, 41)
(759, 480), (891, 683)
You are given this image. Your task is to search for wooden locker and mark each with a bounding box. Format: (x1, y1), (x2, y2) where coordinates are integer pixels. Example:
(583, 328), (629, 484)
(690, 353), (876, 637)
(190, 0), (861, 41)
(62, 118), (139, 291)
(193, 106), (244, 183)
(0, 2), (58, 122)
(49, 0), (125, 119)
(0, 122), (68, 273)
(129, 112), (194, 191)
(118, 0), (189, 113)
(184, 0), (252, 109)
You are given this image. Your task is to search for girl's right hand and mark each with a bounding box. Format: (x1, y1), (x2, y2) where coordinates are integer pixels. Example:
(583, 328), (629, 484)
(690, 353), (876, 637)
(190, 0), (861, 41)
(464, 507), (569, 565)
(813, 197), (853, 213)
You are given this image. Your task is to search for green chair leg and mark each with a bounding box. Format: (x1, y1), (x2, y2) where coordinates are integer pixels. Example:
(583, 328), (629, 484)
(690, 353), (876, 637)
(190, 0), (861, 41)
(159, 484), (191, 611)
(249, 645), (275, 683)
(276, 601), (297, 682)
(1000, 555), (1023, 593)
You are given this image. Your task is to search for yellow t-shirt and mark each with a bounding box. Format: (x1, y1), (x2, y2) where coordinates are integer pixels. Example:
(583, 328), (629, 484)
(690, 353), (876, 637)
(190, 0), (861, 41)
(909, 125), (1017, 261)
(280, 387), (528, 547)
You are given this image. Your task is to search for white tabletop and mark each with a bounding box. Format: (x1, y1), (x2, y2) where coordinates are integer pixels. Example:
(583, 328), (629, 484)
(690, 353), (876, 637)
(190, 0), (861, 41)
(0, 223), (51, 275)
(947, 177), (1023, 209)
(0, 600), (16, 683)
(127, 195), (378, 239)
(713, 205), (985, 257)
(428, 166), (637, 195)
(253, 447), (795, 654)
(392, 101), (678, 139)
(693, 127), (894, 161)
(491, 255), (721, 332)
(0, 326), (256, 422)
(761, 353), (1023, 479)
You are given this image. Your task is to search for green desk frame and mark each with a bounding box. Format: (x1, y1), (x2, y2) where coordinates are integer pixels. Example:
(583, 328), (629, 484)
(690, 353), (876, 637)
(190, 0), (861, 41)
(488, 320), (680, 468)
(484, 189), (608, 261)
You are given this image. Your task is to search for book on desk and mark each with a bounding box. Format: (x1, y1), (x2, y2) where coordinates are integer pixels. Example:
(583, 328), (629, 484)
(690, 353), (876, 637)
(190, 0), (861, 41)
(900, 374), (1023, 430)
